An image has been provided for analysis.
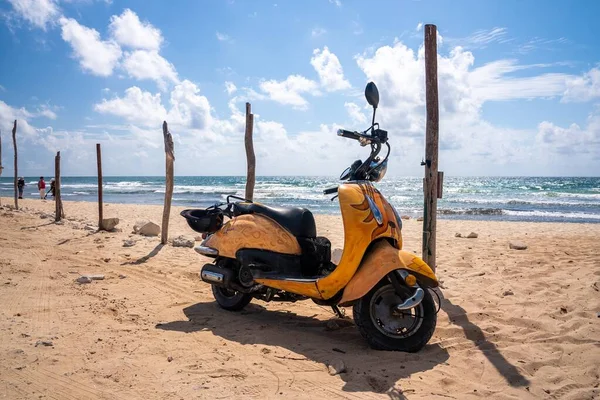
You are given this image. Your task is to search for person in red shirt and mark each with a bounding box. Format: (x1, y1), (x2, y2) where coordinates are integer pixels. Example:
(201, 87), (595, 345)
(37, 177), (46, 199)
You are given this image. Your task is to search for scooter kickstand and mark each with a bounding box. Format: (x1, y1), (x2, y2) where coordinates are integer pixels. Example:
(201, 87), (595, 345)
(331, 305), (345, 318)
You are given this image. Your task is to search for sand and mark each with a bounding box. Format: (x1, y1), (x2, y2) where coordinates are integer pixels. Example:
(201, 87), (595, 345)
(0, 197), (599, 399)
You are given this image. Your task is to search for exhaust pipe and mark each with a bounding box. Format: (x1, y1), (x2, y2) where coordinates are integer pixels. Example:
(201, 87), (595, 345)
(200, 264), (233, 286)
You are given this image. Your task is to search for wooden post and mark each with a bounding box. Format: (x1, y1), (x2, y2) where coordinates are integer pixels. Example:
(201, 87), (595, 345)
(161, 121), (175, 245)
(422, 24), (439, 271)
(96, 143), (104, 230)
(244, 102), (255, 201)
(54, 151), (64, 221)
(12, 120), (18, 210)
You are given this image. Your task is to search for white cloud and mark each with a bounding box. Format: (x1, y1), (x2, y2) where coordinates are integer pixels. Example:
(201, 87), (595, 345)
(94, 86), (167, 126)
(121, 50), (178, 88)
(344, 102), (367, 125)
(216, 32), (232, 42)
(416, 22), (423, 32)
(59, 17), (122, 76)
(456, 27), (510, 48)
(36, 104), (57, 119)
(562, 67), (600, 103)
(225, 81), (237, 95)
(108, 9), (163, 50)
(311, 27), (327, 38)
(7, 0), (60, 30)
(329, 0), (341, 7)
(469, 59), (571, 101)
(259, 75), (319, 109)
(167, 80), (213, 129)
(310, 47), (351, 92)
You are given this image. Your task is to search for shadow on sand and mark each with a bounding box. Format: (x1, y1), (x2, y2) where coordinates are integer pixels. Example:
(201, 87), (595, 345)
(124, 243), (164, 265)
(441, 294), (530, 388)
(157, 301), (449, 397)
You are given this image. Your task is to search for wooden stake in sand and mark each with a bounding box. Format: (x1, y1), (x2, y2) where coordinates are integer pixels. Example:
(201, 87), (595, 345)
(244, 102), (255, 201)
(96, 143), (104, 230)
(422, 24), (439, 272)
(161, 121), (175, 245)
(12, 120), (18, 211)
(54, 151), (64, 222)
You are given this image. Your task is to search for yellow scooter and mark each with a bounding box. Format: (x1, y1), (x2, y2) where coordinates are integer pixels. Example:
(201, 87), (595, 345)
(182, 82), (439, 352)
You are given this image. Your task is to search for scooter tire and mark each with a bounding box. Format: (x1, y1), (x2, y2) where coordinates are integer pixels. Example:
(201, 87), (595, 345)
(212, 285), (253, 311)
(353, 280), (437, 352)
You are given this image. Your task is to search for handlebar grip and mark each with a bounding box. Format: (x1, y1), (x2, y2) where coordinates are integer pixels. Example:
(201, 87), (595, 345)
(323, 187), (338, 195)
(337, 129), (360, 140)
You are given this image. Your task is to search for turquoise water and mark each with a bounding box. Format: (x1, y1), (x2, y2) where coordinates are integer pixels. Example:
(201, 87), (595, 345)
(2, 176), (600, 223)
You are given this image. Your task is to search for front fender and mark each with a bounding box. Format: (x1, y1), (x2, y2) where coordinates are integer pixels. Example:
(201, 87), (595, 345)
(338, 240), (438, 306)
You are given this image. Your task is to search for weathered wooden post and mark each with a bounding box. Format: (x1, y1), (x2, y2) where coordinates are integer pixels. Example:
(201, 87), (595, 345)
(161, 121), (174, 245)
(244, 102), (255, 201)
(422, 24), (439, 271)
(96, 143), (104, 230)
(12, 120), (18, 210)
(54, 151), (64, 222)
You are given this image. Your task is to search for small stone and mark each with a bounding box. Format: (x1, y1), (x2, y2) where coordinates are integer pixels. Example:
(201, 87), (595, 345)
(40, 213), (52, 219)
(466, 232), (478, 239)
(103, 258), (111, 263)
(54, 221), (64, 225)
(102, 217), (119, 231)
(119, 274), (127, 279)
(76, 276), (92, 284)
(87, 274), (105, 281)
(122, 239), (136, 248)
(84, 225), (96, 231)
(560, 307), (567, 314)
(133, 220), (160, 237)
(260, 348), (271, 354)
(401, 215), (411, 220)
(171, 235), (195, 248)
(35, 340), (53, 347)
(455, 232), (462, 238)
(416, 217), (424, 222)
(167, 356), (173, 362)
(327, 360), (346, 375)
(502, 289), (514, 296)
(325, 320), (341, 331)
(509, 241), (528, 250)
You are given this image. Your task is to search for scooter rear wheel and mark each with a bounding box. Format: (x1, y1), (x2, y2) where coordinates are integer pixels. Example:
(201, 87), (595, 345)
(212, 285), (252, 311)
(353, 280), (436, 352)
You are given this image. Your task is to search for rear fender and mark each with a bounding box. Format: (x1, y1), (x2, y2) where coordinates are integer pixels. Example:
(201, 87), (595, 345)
(338, 240), (438, 306)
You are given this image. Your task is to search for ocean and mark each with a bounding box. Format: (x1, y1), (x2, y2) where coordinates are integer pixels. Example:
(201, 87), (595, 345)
(1, 176), (599, 223)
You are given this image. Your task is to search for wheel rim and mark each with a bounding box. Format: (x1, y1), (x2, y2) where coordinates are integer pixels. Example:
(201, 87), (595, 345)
(216, 286), (240, 299)
(369, 284), (424, 338)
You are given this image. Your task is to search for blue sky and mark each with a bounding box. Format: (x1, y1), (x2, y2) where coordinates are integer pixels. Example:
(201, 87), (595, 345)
(0, 0), (599, 177)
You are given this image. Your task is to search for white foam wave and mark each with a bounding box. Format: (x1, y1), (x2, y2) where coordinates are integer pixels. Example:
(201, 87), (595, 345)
(503, 210), (600, 220)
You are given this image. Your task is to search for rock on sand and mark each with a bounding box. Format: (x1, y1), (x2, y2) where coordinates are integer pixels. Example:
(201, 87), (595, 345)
(133, 220), (160, 237)
(509, 241), (528, 250)
(171, 235), (195, 248)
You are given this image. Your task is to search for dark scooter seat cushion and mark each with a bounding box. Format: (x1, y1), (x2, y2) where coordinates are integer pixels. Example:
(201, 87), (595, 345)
(233, 203), (317, 238)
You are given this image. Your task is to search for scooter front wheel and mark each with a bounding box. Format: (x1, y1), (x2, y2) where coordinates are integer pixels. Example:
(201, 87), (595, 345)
(353, 280), (436, 352)
(212, 285), (252, 311)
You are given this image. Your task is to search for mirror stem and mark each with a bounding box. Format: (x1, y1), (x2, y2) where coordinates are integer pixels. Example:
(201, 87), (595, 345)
(371, 107), (377, 129)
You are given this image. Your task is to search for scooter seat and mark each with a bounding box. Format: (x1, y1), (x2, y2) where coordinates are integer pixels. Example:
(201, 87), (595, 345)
(233, 203), (317, 238)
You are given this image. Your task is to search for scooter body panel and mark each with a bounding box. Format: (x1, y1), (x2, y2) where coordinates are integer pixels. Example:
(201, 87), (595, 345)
(338, 240), (438, 306)
(315, 182), (402, 299)
(203, 214), (301, 258)
(254, 182), (402, 300)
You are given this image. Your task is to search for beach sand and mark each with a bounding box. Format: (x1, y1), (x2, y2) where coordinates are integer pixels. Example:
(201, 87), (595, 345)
(0, 197), (599, 399)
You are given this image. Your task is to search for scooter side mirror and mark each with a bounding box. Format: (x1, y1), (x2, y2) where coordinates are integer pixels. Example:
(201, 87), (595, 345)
(365, 82), (379, 109)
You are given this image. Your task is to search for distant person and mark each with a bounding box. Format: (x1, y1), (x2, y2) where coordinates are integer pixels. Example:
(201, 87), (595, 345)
(37, 177), (46, 199)
(48, 179), (56, 200)
(17, 177), (25, 199)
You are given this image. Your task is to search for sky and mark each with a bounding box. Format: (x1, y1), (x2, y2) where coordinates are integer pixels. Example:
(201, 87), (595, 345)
(0, 0), (599, 177)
